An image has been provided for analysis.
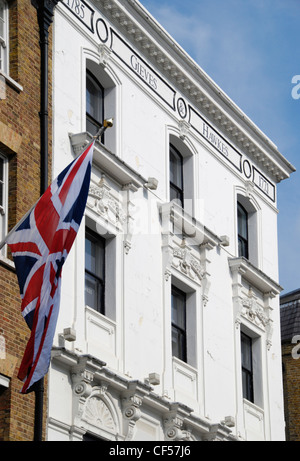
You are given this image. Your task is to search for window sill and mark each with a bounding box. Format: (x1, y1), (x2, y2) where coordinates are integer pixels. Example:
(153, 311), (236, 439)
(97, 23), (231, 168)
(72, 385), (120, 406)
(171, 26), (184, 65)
(243, 399), (265, 440)
(0, 374), (10, 389)
(172, 356), (198, 408)
(0, 254), (15, 271)
(0, 70), (23, 95)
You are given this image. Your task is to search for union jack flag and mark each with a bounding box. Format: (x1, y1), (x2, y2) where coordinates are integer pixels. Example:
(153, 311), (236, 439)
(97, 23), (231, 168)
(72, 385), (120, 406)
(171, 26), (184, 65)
(6, 141), (94, 393)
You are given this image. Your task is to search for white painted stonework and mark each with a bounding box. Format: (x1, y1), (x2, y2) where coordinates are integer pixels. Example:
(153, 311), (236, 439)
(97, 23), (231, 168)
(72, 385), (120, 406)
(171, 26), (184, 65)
(47, 0), (294, 441)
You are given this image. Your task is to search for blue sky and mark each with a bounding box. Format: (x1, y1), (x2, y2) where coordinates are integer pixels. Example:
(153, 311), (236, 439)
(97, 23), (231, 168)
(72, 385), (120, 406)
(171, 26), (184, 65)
(140, 0), (300, 294)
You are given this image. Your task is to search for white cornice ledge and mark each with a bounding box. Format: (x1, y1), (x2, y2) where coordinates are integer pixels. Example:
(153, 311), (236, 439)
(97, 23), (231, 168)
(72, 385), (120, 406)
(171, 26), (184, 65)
(96, 0), (295, 183)
(228, 257), (282, 296)
(159, 201), (221, 248)
(69, 132), (146, 191)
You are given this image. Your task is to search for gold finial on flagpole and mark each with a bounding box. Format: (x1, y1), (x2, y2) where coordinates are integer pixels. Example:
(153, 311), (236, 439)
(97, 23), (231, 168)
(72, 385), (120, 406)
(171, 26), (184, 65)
(94, 118), (114, 141)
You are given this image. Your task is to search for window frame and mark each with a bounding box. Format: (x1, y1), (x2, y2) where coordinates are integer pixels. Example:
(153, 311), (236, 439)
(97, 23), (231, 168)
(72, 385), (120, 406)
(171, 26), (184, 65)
(85, 228), (106, 315)
(171, 285), (187, 363)
(0, 0), (8, 74)
(86, 69), (104, 139)
(241, 332), (254, 403)
(237, 202), (249, 259)
(169, 143), (184, 208)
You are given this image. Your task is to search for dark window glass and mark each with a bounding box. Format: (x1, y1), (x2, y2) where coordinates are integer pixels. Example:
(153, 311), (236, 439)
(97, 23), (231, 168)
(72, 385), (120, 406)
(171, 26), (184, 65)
(86, 71), (104, 138)
(170, 144), (184, 207)
(241, 332), (254, 403)
(83, 432), (104, 441)
(238, 202), (248, 259)
(85, 229), (105, 314)
(171, 286), (187, 362)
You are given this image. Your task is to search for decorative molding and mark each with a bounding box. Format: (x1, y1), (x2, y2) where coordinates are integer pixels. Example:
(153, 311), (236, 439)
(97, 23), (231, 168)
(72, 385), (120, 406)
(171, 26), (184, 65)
(98, 0), (294, 183)
(228, 257), (282, 296)
(87, 175), (127, 232)
(51, 348), (236, 441)
(229, 258), (279, 348)
(121, 382), (149, 441)
(98, 43), (112, 67)
(82, 395), (117, 432)
(70, 132), (145, 253)
(172, 239), (205, 283)
(163, 404), (192, 441)
(202, 423), (235, 442)
(160, 202), (217, 305)
(242, 288), (268, 329)
(178, 120), (190, 141)
(69, 132), (146, 191)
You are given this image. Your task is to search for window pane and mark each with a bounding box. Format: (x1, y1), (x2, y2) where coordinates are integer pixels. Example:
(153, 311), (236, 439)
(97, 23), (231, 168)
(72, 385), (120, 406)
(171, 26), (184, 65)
(85, 230), (105, 313)
(171, 286), (187, 362)
(0, 5), (4, 40)
(85, 272), (98, 310)
(238, 238), (248, 259)
(170, 146), (183, 189)
(238, 203), (248, 258)
(242, 369), (253, 401)
(86, 73), (103, 124)
(170, 185), (183, 207)
(85, 272), (104, 312)
(241, 333), (252, 369)
(86, 117), (100, 137)
(172, 326), (186, 361)
(85, 237), (96, 273)
(238, 203), (248, 239)
(171, 288), (186, 329)
(85, 232), (105, 278)
(241, 333), (254, 402)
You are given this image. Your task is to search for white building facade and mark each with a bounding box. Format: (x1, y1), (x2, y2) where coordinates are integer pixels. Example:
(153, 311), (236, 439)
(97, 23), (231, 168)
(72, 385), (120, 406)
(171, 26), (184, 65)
(48, 0), (294, 441)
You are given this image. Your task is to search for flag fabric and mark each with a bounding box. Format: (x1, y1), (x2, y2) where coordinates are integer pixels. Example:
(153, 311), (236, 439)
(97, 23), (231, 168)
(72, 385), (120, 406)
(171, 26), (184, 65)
(7, 141), (94, 393)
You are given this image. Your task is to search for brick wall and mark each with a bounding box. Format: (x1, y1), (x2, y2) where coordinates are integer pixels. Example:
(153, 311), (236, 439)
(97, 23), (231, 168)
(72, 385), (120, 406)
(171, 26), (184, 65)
(0, 0), (53, 441)
(282, 343), (300, 441)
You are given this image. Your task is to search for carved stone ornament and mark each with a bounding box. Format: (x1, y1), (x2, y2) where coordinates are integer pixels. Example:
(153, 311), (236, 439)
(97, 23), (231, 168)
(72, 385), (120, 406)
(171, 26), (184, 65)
(121, 393), (143, 441)
(82, 396), (117, 433)
(178, 120), (190, 140)
(241, 288), (273, 348)
(121, 382), (152, 441)
(163, 405), (193, 441)
(98, 44), (112, 67)
(172, 242), (205, 282)
(87, 176), (127, 231)
(242, 288), (267, 328)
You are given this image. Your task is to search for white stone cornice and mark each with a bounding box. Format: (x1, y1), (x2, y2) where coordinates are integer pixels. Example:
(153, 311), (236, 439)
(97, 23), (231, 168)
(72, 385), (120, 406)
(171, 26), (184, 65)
(93, 0), (295, 183)
(228, 257), (282, 296)
(69, 132), (146, 190)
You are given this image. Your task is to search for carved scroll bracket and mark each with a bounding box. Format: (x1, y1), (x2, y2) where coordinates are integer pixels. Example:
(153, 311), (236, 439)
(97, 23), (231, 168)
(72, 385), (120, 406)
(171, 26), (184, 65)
(163, 403), (192, 441)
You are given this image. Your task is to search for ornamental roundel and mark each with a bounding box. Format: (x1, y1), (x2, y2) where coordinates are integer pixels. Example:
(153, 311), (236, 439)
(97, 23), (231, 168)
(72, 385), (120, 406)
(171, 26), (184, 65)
(177, 98), (187, 119)
(83, 396), (116, 432)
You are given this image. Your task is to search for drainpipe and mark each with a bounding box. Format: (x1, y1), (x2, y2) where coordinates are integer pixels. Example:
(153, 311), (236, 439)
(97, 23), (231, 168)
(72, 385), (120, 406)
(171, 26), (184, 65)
(30, 0), (61, 442)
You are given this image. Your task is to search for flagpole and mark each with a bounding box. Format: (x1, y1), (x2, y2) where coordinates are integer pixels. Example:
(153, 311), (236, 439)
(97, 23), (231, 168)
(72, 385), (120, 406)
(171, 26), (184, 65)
(0, 119), (114, 252)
